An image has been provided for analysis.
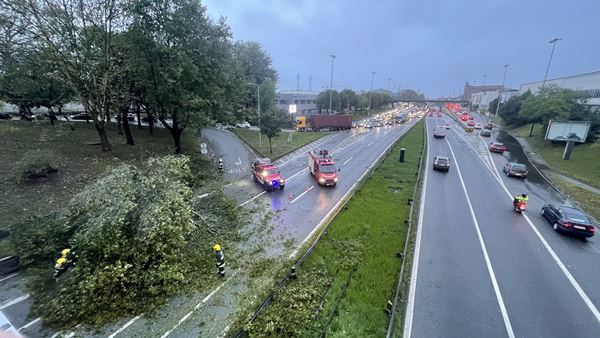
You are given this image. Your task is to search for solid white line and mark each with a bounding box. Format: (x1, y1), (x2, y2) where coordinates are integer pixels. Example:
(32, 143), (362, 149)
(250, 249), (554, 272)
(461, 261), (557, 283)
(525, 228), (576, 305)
(18, 317), (41, 331)
(482, 137), (600, 325)
(290, 186), (314, 204)
(403, 128), (430, 338)
(445, 138), (515, 338)
(0, 256), (14, 262)
(277, 133), (340, 167)
(217, 325), (230, 338)
(0, 294), (29, 310)
(106, 315), (142, 338)
(238, 191), (266, 207)
(342, 156), (354, 165)
(286, 168), (308, 181)
(366, 142), (374, 147)
(161, 272), (236, 338)
(0, 273), (18, 282)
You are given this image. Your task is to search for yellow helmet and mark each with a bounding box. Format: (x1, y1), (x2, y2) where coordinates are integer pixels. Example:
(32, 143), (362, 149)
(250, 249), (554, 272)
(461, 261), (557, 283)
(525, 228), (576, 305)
(61, 249), (71, 257)
(56, 257), (67, 264)
(213, 244), (221, 251)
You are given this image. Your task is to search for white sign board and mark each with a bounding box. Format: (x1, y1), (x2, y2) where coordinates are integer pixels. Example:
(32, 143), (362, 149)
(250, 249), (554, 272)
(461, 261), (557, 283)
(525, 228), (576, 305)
(545, 120), (590, 143)
(288, 104), (297, 114)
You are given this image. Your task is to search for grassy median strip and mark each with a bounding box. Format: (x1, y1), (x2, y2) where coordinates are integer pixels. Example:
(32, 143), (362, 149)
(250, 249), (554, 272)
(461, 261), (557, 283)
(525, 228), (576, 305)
(551, 178), (600, 222)
(231, 128), (331, 160)
(245, 120), (424, 337)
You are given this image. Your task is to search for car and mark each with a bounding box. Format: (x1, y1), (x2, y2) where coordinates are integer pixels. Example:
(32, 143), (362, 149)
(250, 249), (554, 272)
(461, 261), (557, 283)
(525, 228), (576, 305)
(480, 129), (492, 137)
(70, 112), (91, 120)
(364, 123), (373, 128)
(142, 115), (158, 123)
(467, 121), (475, 127)
(236, 121), (251, 128)
(432, 155), (450, 171)
(443, 123), (450, 129)
(468, 116), (474, 120)
(0, 112), (12, 120)
(484, 123), (493, 130)
(433, 129), (446, 138)
(503, 162), (528, 178)
(437, 113), (442, 117)
(489, 142), (506, 153)
(474, 123), (483, 129)
(541, 204), (595, 238)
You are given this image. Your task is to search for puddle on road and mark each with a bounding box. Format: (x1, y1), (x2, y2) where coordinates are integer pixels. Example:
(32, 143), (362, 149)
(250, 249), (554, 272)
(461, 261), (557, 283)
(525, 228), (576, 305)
(496, 130), (546, 186)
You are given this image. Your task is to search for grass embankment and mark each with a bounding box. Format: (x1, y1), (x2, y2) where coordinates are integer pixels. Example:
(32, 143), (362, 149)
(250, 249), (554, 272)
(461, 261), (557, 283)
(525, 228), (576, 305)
(552, 180), (600, 221)
(0, 121), (202, 257)
(246, 120), (425, 337)
(511, 124), (600, 188)
(231, 128), (330, 160)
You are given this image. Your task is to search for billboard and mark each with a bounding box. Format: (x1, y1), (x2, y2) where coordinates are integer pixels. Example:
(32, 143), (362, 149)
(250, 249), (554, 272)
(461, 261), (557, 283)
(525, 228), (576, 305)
(545, 120), (590, 143)
(288, 104), (297, 114)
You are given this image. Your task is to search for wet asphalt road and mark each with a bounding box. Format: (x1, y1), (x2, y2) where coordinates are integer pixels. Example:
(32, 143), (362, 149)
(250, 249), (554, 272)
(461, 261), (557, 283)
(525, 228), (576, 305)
(406, 114), (600, 337)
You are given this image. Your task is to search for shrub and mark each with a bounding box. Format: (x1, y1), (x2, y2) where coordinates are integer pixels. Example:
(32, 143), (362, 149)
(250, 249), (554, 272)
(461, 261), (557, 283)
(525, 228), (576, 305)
(14, 149), (58, 182)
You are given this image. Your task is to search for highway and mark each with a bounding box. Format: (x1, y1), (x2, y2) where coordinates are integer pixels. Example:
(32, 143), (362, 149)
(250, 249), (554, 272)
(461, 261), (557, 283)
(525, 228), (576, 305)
(405, 113), (600, 337)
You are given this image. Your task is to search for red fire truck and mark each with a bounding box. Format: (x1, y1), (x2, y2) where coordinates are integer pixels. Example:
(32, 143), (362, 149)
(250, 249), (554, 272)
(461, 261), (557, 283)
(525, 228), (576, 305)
(308, 150), (338, 186)
(251, 158), (285, 191)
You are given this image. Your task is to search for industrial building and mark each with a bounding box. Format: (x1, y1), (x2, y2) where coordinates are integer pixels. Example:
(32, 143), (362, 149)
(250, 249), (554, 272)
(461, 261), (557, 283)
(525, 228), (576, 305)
(518, 70), (600, 106)
(275, 90), (318, 114)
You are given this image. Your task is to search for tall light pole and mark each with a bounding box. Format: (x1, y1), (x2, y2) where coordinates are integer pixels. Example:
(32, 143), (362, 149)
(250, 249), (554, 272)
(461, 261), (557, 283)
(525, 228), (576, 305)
(482, 74), (487, 86)
(246, 82), (261, 147)
(329, 54), (336, 113)
(541, 38), (561, 92)
(494, 64), (510, 121)
(387, 78), (391, 91)
(368, 71), (375, 116)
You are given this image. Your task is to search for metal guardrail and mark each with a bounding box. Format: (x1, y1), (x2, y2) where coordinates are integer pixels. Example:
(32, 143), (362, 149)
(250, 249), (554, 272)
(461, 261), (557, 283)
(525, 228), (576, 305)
(233, 120), (423, 337)
(386, 121), (427, 337)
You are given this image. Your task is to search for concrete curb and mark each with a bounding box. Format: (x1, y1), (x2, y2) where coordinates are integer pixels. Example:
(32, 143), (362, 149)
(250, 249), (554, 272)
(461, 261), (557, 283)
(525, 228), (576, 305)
(230, 129), (333, 161)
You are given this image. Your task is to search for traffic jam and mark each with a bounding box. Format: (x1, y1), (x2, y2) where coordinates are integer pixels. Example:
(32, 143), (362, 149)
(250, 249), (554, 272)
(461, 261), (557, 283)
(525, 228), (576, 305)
(430, 104), (595, 238)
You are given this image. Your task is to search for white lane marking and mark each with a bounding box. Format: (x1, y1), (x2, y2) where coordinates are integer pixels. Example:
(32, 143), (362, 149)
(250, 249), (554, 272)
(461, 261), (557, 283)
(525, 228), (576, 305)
(403, 128), (430, 338)
(286, 168), (308, 181)
(366, 142), (374, 147)
(18, 317), (41, 331)
(239, 191), (267, 207)
(107, 315), (142, 338)
(0, 294), (29, 310)
(217, 325), (230, 338)
(277, 133), (342, 167)
(0, 273), (18, 282)
(244, 145), (253, 153)
(342, 157), (354, 165)
(290, 186), (314, 204)
(224, 183), (233, 187)
(196, 193), (211, 199)
(445, 138), (515, 338)
(0, 256), (14, 262)
(289, 120), (419, 259)
(482, 137), (600, 325)
(160, 272), (236, 338)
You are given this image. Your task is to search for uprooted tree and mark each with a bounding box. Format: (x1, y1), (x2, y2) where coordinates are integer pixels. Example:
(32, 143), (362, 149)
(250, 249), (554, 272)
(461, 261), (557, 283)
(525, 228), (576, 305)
(10, 156), (242, 329)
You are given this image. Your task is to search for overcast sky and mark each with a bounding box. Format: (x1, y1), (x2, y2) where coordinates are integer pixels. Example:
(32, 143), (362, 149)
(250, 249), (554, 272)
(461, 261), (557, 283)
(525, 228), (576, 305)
(203, 0), (600, 98)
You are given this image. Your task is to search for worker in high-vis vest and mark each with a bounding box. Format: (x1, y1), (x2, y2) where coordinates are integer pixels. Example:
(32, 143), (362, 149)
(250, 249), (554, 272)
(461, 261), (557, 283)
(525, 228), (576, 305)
(218, 158), (224, 174)
(213, 244), (225, 277)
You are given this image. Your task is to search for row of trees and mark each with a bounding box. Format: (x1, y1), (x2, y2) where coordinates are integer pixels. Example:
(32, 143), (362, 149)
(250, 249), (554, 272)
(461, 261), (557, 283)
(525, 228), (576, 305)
(495, 86), (599, 141)
(314, 88), (425, 113)
(0, 0), (278, 153)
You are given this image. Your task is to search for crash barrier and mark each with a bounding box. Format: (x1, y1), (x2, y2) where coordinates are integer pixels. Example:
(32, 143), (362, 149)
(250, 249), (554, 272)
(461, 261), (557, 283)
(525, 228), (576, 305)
(233, 119), (424, 337)
(385, 121), (428, 337)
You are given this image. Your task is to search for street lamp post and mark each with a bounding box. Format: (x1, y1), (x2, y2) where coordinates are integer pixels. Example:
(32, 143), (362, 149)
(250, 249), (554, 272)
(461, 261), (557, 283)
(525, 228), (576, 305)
(387, 78), (391, 92)
(494, 64), (510, 121)
(541, 38), (561, 91)
(368, 71), (375, 117)
(482, 74), (487, 86)
(329, 54), (336, 113)
(246, 82), (261, 147)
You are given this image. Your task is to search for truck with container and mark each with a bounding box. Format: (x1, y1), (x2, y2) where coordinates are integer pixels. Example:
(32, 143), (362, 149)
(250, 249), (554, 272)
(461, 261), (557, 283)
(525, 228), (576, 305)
(250, 158), (285, 191)
(295, 114), (352, 131)
(308, 149), (338, 186)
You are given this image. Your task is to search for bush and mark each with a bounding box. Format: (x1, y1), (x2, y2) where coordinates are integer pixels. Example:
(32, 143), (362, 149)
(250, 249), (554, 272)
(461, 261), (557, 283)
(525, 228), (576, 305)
(12, 155), (241, 329)
(14, 149), (59, 182)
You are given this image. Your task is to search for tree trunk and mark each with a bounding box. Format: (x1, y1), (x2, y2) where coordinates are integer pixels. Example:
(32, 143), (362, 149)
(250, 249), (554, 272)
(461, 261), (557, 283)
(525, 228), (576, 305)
(269, 137), (272, 154)
(121, 108), (135, 145)
(136, 102), (142, 129)
(49, 109), (56, 125)
(59, 106), (75, 131)
(529, 122), (535, 137)
(94, 123), (112, 152)
(116, 114), (123, 135)
(160, 116), (183, 154)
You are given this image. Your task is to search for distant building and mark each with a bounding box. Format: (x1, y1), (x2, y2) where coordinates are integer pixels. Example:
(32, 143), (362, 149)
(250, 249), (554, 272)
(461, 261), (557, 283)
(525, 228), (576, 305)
(518, 70), (600, 106)
(462, 82), (504, 101)
(470, 89), (519, 111)
(275, 90), (318, 115)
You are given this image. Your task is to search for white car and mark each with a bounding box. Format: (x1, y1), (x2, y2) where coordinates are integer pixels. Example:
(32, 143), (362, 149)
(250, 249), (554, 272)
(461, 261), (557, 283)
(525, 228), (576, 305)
(474, 123), (483, 129)
(235, 121), (251, 128)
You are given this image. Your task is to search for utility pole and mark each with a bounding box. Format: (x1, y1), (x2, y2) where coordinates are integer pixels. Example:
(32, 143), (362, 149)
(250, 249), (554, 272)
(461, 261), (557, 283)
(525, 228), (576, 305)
(387, 78), (391, 92)
(309, 74), (312, 91)
(296, 74), (300, 91)
(368, 71), (375, 117)
(329, 54), (336, 113)
(482, 74), (487, 86)
(530, 37), (561, 136)
(494, 64), (510, 121)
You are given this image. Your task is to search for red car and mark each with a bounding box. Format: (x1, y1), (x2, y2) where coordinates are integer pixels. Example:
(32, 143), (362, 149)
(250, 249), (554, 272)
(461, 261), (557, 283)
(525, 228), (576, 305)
(467, 121), (475, 127)
(489, 142), (506, 153)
